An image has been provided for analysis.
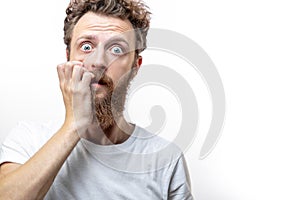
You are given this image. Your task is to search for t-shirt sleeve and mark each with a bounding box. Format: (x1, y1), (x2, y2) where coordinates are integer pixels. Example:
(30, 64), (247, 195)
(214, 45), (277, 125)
(168, 154), (194, 200)
(0, 122), (39, 165)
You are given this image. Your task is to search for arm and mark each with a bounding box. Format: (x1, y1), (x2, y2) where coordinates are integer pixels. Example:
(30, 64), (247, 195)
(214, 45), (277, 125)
(0, 123), (79, 200)
(0, 62), (94, 200)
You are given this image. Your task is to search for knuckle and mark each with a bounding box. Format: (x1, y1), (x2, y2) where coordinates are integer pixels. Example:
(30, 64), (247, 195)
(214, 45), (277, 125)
(70, 84), (81, 94)
(83, 72), (93, 80)
(74, 65), (82, 73)
(57, 63), (64, 68)
(71, 61), (83, 66)
(57, 64), (64, 72)
(73, 65), (79, 70)
(72, 88), (80, 94)
(59, 82), (64, 89)
(65, 62), (73, 68)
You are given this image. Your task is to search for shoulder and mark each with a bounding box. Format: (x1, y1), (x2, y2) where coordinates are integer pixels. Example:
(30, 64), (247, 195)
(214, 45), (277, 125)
(133, 126), (182, 153)
(0, 120), (62, 164)
(132, 126), (184, 167)
(7, 120), (61, 142)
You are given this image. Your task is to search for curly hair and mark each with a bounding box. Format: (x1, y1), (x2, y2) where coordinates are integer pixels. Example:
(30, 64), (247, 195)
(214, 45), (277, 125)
(64, 0), (151, 58)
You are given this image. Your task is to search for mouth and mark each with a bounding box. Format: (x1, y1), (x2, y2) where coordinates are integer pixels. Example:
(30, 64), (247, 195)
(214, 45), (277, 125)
(97, 78), (107, 86)
(90, 77), (107, 86)
(89, 72), (113, 91)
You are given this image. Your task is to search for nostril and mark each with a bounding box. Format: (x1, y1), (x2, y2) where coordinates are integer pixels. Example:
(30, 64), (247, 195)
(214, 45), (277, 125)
(89, 68), (106, 83)
(91, 64), (107, 70)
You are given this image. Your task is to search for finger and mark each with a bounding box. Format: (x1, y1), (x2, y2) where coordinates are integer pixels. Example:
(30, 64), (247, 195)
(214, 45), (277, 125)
(64, 62), (74, 81)
(82, 71), (95, 85)
(57, 64), (65, 83)
(66, 61), (84, 80)
(72, 65), (84, 82)
(70, 61), (83, 66)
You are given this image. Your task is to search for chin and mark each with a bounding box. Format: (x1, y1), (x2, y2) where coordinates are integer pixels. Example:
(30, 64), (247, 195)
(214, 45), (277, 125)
(93, 87), (110, 99)
(95, 93), (108, 100)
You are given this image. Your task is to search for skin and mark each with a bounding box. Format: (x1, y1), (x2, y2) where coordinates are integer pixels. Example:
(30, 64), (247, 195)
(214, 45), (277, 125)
(0, 12), (142, 199)
(63, 12), (142, 144)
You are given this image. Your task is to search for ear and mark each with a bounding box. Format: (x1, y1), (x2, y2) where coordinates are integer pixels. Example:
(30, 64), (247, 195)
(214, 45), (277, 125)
(135, 55), (143, 70)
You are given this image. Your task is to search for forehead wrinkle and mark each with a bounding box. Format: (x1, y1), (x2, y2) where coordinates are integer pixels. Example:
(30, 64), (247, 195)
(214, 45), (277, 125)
(85, 23), (132, 33)
(75, 12), (133, 34)
(74, 24), (132, 40)
(72, 13), (134, 43)
(75, 31), (134, 43)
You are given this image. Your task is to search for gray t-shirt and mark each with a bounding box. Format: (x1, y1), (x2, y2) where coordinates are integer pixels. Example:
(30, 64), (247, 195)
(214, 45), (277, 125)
(0, 121), (193, 199)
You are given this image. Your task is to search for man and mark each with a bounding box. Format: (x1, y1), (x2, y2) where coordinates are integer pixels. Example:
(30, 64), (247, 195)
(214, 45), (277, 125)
(0, 0), (193, 199)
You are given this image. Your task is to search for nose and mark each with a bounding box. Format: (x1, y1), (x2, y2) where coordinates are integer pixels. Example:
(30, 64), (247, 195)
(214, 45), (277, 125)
(83, 45), (108, 72)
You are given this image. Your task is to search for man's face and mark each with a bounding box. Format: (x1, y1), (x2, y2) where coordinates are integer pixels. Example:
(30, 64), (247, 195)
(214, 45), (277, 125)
(69, 12), (141, 130)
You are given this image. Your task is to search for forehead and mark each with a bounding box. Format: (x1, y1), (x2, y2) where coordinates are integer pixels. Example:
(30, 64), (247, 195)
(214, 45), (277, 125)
(72, 12), (135, 45)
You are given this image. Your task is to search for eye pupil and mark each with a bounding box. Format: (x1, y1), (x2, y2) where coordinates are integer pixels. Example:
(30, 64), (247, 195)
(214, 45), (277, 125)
(84, 45), (90, 50)
(113, 47), (122, 54)
(81, 44), (92, 52)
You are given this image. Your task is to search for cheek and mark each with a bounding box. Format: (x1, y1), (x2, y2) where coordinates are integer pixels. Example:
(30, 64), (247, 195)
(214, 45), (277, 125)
(70, 50), (85, 62)
(107, 57), (134, 83)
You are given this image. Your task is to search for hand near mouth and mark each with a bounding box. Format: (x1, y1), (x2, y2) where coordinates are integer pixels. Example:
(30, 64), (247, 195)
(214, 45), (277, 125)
(90, 70), (114, 90)
(57, 61), (95, 134)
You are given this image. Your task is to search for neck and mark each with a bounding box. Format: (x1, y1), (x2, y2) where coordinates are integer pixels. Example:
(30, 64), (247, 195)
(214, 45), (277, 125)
(83, 116), (135, 145)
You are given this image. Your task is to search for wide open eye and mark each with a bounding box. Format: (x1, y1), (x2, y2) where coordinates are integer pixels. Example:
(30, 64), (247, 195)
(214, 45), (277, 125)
(80, 43), (93, 52)
(110, 46), (124, 55)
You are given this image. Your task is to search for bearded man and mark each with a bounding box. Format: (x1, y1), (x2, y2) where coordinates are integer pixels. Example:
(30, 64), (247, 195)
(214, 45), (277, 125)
(0, 0), (193, 199)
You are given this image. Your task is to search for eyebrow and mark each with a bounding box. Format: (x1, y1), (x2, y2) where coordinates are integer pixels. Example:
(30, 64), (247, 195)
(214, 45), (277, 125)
(75, 34), (98, 45)
(75, 34), (131, 48)
(104, 36), (131, 49)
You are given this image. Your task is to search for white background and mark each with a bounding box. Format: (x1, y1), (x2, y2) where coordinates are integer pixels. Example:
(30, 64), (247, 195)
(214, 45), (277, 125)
(1, 0), (300, 199)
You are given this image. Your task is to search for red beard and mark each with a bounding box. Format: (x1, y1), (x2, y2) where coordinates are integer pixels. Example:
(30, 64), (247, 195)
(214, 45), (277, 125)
(91, 68), (136, 131)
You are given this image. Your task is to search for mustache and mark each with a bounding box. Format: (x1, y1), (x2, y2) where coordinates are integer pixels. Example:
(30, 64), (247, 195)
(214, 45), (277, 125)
(90, 70), (113, 88)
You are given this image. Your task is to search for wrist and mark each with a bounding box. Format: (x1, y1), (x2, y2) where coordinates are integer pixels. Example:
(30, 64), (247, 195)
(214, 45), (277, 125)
(63, 118), (89, 139)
